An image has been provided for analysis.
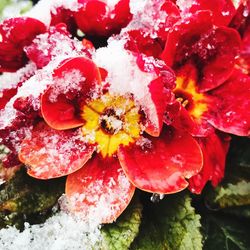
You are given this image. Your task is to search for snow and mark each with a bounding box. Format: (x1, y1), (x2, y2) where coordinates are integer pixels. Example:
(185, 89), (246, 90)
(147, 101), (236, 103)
(0, 62), (36, 93)
(49, 69), (86, 102)
(1, 1), (32, 21)
(65, 167), (132, 224)
(93, 38), (159, 128)
(23, 0), (81, 26)
(176, 0), (196, 12)
(0, 211), (103, 250)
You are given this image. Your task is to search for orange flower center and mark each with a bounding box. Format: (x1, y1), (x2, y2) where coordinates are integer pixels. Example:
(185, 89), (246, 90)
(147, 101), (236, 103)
(174, 76), (208, 120)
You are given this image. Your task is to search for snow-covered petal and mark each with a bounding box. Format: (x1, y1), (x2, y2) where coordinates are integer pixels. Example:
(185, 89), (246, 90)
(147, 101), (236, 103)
(66, 155), (135, 223)
(0, 17), (46, 72)
(19, 122), (95, 179)
(41, 57), (101, 130)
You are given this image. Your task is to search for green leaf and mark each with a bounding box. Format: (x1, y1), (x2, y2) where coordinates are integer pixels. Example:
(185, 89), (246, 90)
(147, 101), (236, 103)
(0, 168), (65, 229)
(131, 192), (203, 250)
(206, 180), (250, 209)
(0, 0), (32, 20)
(203, 214), (250, 250)
(100, 195), (143, 250)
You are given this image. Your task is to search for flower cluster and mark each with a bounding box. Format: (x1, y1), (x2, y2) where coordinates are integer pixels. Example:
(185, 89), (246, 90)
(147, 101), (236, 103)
(0, 0), (249, 223)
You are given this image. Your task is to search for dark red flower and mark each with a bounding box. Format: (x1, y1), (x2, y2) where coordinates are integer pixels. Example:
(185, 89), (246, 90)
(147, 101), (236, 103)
(74, 0), (132, 37)
(0, 17), (46, 72)
(161, 11), (241, 92)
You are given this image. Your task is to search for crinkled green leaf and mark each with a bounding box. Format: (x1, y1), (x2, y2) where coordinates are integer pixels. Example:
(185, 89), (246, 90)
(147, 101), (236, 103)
(206, 180), (250, 209)
(0, 168), (65, 229)
(131, 192), (203, 250)
(203, 214), (250, 250)
(100, 195), (143, 250)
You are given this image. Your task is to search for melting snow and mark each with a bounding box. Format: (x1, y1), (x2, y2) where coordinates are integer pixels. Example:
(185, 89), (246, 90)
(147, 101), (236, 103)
(0, 211), (102, 250)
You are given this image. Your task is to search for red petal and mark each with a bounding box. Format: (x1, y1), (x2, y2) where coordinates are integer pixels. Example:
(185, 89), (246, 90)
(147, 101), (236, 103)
(206, 70), (250, 136)
(41, 90), (84, 130)
(41, 57), (101, 130)
(162, 12), (241, 91)
(0, 17), (46, 72)
(74, 0), (131, 37)
(144, 78), (167, 137)
(118, 126), (203, 194)
(200, 27), (241, 92)
(187, 0), (236, 26)
(19, 122), (95, 179)
(162, 11), (213, 67)
(189, 132), (230, 194)
(66, 155), (135, 223)
(165, 103), (214, 137)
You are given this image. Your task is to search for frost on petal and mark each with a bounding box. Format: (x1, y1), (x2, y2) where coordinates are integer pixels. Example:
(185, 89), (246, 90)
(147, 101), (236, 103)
(0, 62), (36, 110)
(118, 126), (203, 194)
(41, 57), (101, 130)
(0, 17), (46, 72)
(19, 122), (95, 179)
(189, 131), (230, 194)
(206, 70), (250, 136)
(128, 0), (180, 40)
(25, 23), (91, 69)
(177, 0), (236, 26)
(66, 155), (135, 224)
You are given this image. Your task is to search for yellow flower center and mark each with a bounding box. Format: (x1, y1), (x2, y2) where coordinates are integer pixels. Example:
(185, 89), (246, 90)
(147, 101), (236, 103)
(81, 94), (141, 158)
(175, 76), (208, 120)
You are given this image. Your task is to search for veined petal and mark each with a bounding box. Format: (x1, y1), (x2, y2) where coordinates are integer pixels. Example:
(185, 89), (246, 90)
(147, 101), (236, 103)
(19, 122), (95, 179)
(189, 131), (230, 194)
(41, 57), (101, 130)
(206, 70), (250, 136)
(66, 155), (135, 223)
(118, 126), (203, 194)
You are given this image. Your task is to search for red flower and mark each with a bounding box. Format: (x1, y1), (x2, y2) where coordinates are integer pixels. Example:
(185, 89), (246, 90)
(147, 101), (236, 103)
(161, 11), (241, 92)
(18, 51), (203, 223)
(74, 0), (132, 37)
(0, 17), (46, 72)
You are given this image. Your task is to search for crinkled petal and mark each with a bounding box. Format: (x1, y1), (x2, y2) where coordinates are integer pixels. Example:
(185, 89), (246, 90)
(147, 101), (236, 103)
(41, 57), (101, 130)
(206, 70), (250, 136)
(65, 155), (135, 223)
(189, 131), (230, 194)
(19, 122), (95, 179)
(117, 126), (203, 194)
